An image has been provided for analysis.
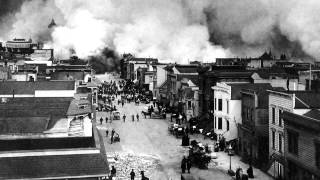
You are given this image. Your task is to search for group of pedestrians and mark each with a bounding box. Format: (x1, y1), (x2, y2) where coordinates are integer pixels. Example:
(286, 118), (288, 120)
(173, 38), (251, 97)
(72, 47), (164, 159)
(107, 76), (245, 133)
(122, 113), (140, 122)
(108, 166), (149, 180)
(99, 116), (109, 125)
(105, 128), (116, 144)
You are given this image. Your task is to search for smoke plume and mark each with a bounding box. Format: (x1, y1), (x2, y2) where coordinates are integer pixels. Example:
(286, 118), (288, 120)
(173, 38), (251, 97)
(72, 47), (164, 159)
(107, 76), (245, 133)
(1, 0), (320, 63)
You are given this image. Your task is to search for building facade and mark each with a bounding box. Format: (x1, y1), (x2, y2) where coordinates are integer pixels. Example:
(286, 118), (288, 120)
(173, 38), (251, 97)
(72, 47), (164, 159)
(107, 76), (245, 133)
(282, 110), (320, 180)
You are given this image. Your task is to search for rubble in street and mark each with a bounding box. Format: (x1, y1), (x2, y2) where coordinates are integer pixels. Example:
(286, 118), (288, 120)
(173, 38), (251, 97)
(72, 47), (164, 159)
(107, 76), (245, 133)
(107, 152), (160, 179)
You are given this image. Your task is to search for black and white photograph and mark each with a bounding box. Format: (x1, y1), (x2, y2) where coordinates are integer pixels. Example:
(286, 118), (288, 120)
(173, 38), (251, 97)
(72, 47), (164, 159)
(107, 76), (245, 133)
(0, 0), (319, 179)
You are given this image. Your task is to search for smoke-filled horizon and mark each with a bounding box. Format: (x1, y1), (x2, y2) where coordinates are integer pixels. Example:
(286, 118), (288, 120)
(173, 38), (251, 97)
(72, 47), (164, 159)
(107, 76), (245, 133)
(0, 0), (319, 63)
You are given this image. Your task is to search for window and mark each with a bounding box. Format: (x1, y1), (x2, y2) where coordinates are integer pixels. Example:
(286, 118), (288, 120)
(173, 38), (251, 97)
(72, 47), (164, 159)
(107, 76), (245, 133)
(227, 120), (229, 131)
(288, 130), (299, 155)
(272, 130), (275, 149)
(279, 110), (283, 127)
(218, 99), (222, 111)
(214, 98), (217, 110)
(218, 117), (222, 129)
(214, 117), (216, 129)
(227, 100), (229, 114)
(188, 101), (192, 110)
(316, 143), (320, 169)
(272, 107), (275, 124)
(279, 133), (283, 153)
(247, 108), (250, 121)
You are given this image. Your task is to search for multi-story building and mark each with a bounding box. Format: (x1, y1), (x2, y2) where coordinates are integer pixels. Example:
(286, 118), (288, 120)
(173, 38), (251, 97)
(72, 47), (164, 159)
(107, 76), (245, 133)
(267, 90), (320, 179)
(165, 64), (198, 109)
(239, 84), (282, 168)
(198, 66), (253, 117)
(282, 110), (320, 180)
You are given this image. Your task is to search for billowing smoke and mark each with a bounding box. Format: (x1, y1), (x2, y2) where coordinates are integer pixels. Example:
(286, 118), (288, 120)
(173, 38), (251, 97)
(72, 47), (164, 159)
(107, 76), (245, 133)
(1, 0), (320, 63)
(206, 0), (320, 60)
(0, 0), (229, 63)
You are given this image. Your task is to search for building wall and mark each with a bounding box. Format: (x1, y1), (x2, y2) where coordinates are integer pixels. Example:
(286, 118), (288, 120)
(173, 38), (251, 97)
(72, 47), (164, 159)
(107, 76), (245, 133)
(156, 65), (166, 87)
(253, 77), (303, 91)
(212, 83), (240, 141)
(285, 126), (320, 180)
(268, 92), (294, 179)
(35, 90), (76, 97)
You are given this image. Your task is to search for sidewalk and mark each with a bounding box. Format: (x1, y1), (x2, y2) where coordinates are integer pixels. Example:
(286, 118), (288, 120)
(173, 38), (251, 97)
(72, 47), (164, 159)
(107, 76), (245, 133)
(166, 116), (273, 180)
(187, 134), (273, 180)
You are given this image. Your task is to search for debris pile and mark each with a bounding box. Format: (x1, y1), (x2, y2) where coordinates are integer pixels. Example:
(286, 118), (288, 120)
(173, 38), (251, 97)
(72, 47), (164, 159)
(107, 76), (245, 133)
(108, 152), (160, 179)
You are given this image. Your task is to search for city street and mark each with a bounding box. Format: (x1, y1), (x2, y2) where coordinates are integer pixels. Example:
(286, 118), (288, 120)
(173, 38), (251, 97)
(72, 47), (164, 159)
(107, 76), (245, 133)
(95, 74), (232, 180)
(96, 99), (232, 180)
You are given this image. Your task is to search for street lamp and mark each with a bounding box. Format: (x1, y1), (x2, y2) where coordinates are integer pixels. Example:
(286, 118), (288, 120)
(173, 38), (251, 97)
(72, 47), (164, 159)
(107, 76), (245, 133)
(227, 144), (235, 176)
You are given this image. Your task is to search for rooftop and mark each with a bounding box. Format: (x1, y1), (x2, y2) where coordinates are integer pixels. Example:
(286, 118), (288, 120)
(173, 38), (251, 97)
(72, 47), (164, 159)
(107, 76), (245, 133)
(0, 81), (75, 95)
(0, 152), (108, 179)
(282, 110), (320, 132)
(229, 83), (274, 100)
(240, 84), (285, 107)
(174, 65), (198, 74)
(0, 97), (73, 135)
(268, 90), (320, 109)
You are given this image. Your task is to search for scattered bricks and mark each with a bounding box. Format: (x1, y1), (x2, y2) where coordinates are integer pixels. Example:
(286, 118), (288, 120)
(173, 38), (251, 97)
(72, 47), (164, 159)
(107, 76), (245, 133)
(107, 152), (159, 179)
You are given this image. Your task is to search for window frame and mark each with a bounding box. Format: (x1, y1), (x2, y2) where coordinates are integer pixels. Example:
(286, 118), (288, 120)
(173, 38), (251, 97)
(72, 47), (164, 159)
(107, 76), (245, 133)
(272, 130), (276, 150)
(279, 133), (283, 153)
(214, 98), (217, 110)
(227, 100), (229, 114)
(279, 109), (283, 127)
(226, 120), (229, 131)
(218, 98), (222, 111)
(218, 117), (222, 130)
(272, 107), (276, 124)
(288, 130), (299, 155)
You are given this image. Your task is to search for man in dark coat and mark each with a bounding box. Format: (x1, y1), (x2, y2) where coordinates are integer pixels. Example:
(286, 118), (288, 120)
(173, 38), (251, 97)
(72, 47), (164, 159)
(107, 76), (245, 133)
(130, 169), (135, 180)
(181, 156), (187, 173)
(132, 114), (135, 122)
(105, 117), (108, 123)
(111, 129), (115, 144)
(111, 166), (116, 177)
(247, 164), (254, 178)
(100, 117), (103, 125)
(136, 114), (139, 122)
(123, 114), (126, 122)
(186, 156), (192, 173)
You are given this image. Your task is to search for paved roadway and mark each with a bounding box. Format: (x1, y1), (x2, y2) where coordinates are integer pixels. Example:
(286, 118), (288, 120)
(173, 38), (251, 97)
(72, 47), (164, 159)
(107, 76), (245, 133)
(95, 73), (231, 180)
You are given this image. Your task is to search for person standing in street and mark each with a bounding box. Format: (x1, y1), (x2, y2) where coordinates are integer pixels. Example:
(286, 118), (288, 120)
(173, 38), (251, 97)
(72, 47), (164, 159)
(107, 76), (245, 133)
(186, 156), (192, 173)
(123, 114), (126, 122)
(106, 129), (109, 137)
(181, 156), (187, 173)
(132, 114), (135, 122)
(111, 166), (116, 177)
(100, 117), (103, 125)
(130, 169), (135, 180)
(111, 129), (115, 144)
(105, 116), (108, 123)
(136, 114), (139, 122)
